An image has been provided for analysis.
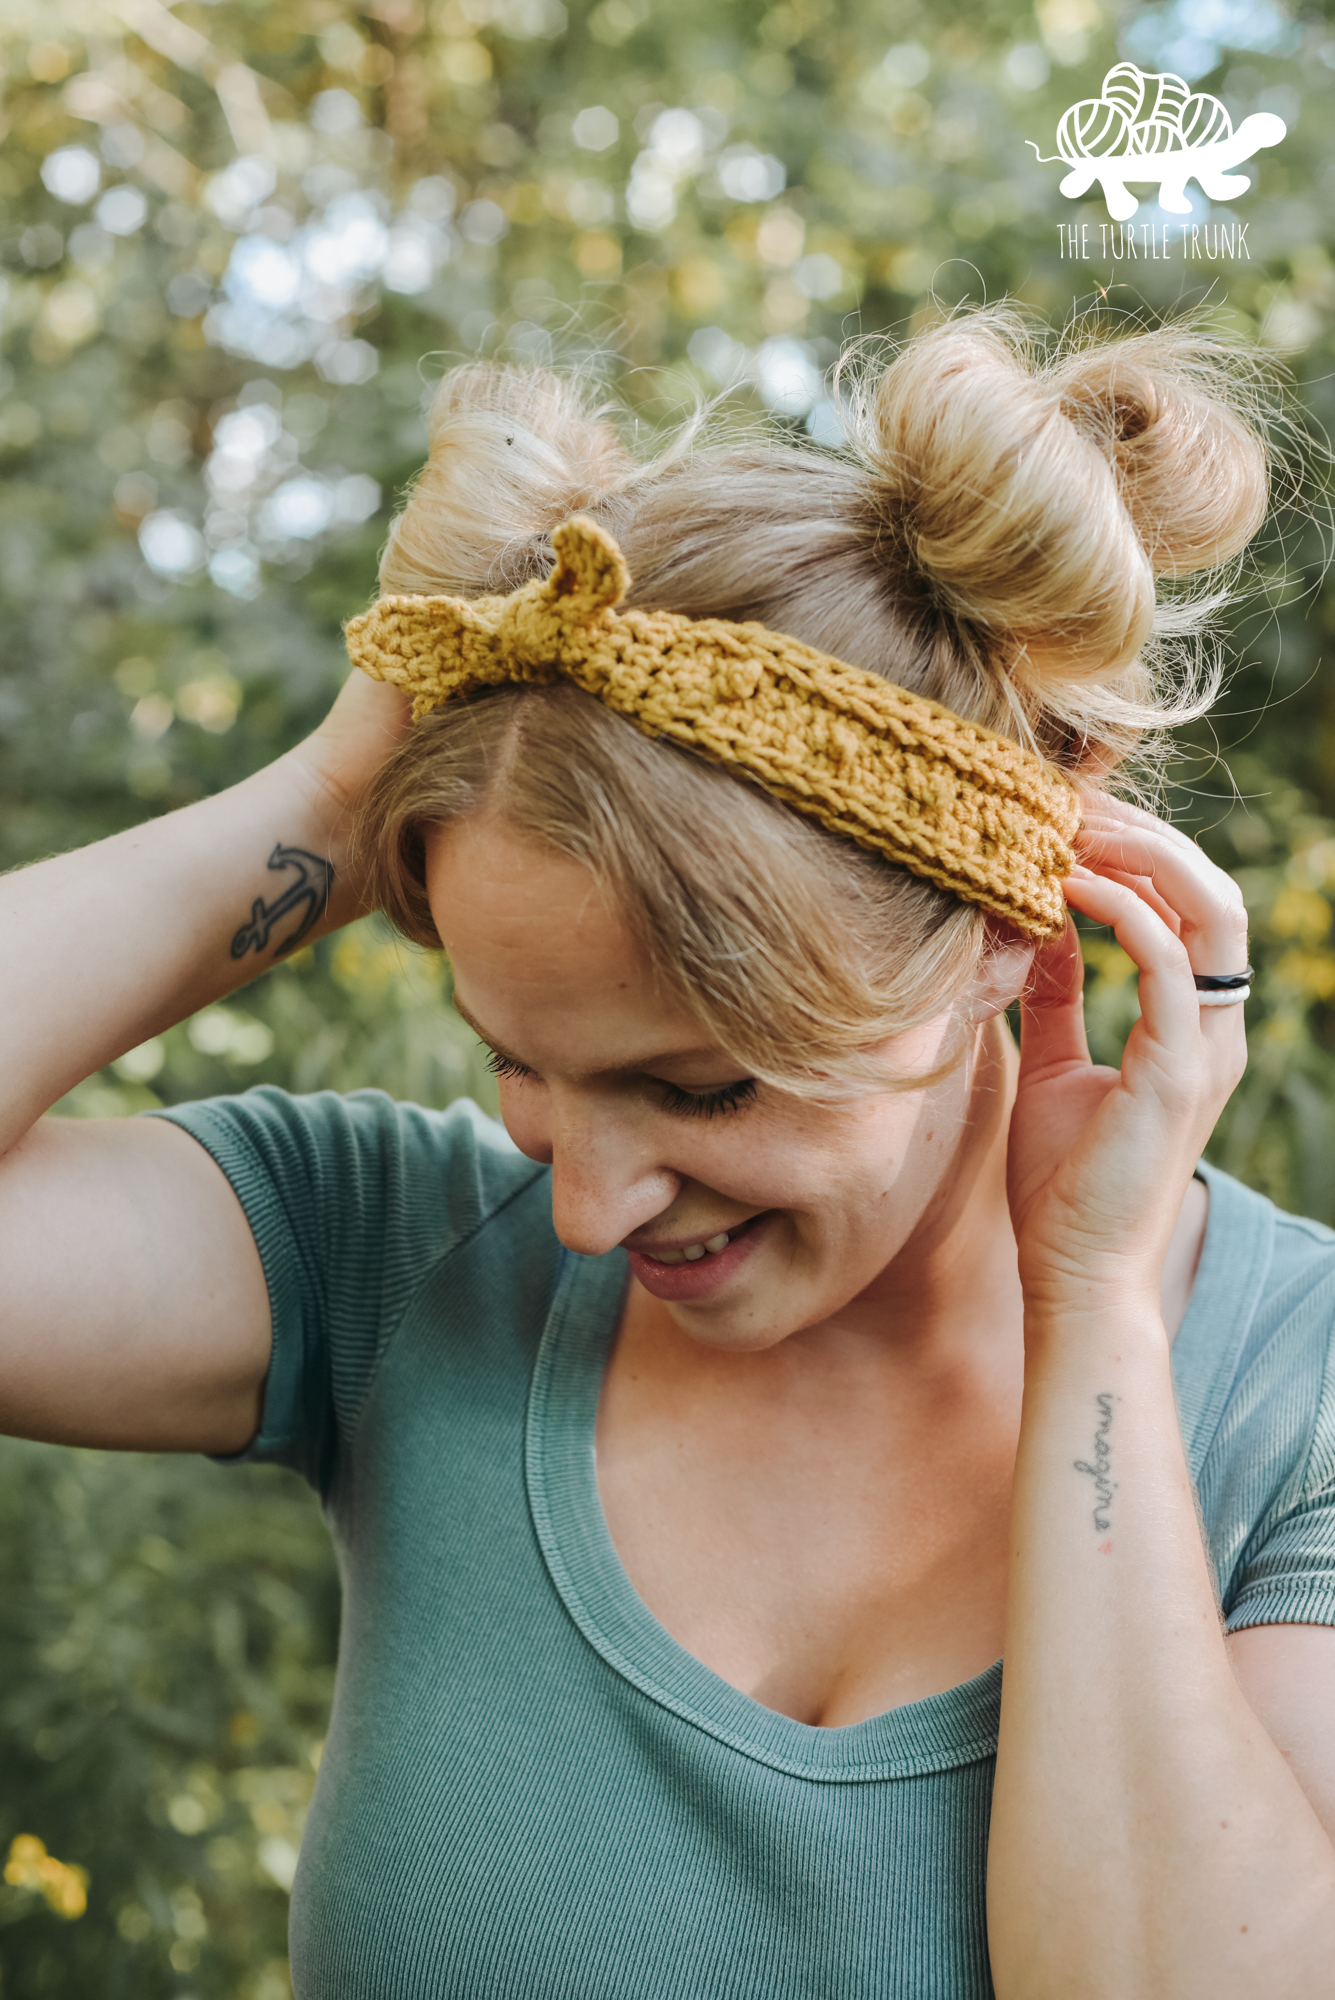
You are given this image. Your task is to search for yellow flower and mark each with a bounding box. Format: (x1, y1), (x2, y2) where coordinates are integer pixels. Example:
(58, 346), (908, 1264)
(4, 1835), (89, 1920)
(1274, 948), (1335, 1002)
(1270, 885), (1332, 947)
(332, 931), (409, 995)
(5, 1833), (48, 1886)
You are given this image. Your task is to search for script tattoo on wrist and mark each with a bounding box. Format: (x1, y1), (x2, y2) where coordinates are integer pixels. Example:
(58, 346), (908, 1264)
(231, 844), (335, 962)
(1073, 1392), (1118, 1545)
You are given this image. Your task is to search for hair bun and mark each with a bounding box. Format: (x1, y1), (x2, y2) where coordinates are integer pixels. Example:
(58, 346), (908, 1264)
(862, 314), (1269, 688)
(380, 364), (631, 599)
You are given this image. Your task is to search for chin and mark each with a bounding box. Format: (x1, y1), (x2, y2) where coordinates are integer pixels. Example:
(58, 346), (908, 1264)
(666, 1277), (832, 1354)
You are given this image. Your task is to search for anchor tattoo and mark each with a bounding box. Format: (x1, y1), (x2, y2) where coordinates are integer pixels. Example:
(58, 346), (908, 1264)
(231, 844), (335, 961)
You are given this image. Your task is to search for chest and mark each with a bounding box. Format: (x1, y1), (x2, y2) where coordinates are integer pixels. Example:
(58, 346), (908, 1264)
(307, 1265), (1002, 2000)
(595, 1337), (1024, 1728)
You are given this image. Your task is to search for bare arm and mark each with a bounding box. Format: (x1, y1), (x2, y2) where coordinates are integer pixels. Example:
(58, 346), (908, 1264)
(1228, 1625), (1335, 1844)
(0, 672), (411, 1453)
(991, 1305), (1335, 1996)
(988, 804), (1335, 1997)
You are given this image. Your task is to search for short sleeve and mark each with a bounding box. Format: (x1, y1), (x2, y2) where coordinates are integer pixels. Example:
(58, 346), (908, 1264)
(1220, 1257), (1335, 1633)
(147, 1087), (545, 1494)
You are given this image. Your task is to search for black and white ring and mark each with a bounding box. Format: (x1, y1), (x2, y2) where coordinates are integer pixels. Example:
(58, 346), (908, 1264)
(1193, 967), (1254, 991)
(1195, 965), (1253, 1008)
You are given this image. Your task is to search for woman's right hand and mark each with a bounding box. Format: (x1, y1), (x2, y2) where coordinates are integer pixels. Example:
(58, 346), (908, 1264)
(294, 668), (416, 822)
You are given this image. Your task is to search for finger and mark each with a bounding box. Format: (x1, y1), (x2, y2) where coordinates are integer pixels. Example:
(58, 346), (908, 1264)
(1091, 865), (1182, 934)
(1078, 797), (1218, 880)
(1074, 825), (1247, 978)
(1077, 792), (1189, 842)
(1078, 800), (1232, 884)
(1062, 869), (1243, 1059)
(1018, 919), (1090, 1074)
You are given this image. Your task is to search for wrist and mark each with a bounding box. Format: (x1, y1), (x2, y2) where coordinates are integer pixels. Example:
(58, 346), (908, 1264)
(270, 742), (369, 894)
(1018, 1238), (1165, 1331)
(1021, 1291), (1167, 1367)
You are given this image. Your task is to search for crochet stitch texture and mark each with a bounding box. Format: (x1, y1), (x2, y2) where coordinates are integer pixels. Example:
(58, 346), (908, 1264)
(345, 516), (1081, 938)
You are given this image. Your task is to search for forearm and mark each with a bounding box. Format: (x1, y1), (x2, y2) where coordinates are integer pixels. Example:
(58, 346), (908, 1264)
(988, 1299), (1335, 1998)
(0, 741), (363, 1152)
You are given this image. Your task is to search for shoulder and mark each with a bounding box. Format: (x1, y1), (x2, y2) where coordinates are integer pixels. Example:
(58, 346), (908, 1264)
(151, 1086), (548, 1264)
(1191, 1162), (1335, 1354)
(151, 1089), (556, 1489)
(1186, 1166), (1335, 1620)
(1180, 1163), (1335, 1493)
(1199, 1163), (1335, 1376)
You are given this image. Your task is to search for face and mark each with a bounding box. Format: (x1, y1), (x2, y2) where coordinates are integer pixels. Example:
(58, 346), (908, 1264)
(426, 815), (1022, 1353)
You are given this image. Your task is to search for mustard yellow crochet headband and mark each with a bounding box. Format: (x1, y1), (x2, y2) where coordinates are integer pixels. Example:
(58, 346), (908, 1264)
(344, 516), (1080, 939)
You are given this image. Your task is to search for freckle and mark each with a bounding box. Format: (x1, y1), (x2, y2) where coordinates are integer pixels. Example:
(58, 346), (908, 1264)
(1220, 1821), (1228, 1828)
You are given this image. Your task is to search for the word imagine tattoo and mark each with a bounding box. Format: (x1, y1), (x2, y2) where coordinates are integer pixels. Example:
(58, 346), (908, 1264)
(1073, 1392), (1118, 1535)
(231, 844), (334, 961)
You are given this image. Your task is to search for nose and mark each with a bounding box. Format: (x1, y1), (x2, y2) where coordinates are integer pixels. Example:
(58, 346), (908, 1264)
(509, 1085), (681, 1257)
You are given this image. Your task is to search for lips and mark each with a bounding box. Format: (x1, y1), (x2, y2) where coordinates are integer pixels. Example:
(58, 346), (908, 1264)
(626, 1212), (769, 1303)
(639, 1227), (733, 1267)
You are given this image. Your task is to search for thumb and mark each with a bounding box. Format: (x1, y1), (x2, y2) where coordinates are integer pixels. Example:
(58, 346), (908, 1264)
(1019, 917), (1090, 1075)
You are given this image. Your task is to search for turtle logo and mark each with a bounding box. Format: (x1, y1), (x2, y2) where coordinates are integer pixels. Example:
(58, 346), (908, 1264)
(1028, 61), (1286, 222)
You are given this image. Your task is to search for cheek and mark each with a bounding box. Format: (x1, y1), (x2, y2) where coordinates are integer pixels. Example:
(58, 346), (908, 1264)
(785, 1093), (962, 1238)
(492, 1078), (552, 1162)
(705, 1098), (935, 1221)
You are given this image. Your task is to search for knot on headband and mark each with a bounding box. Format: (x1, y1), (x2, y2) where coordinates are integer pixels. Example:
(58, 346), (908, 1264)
(344, 516), (1080, 939)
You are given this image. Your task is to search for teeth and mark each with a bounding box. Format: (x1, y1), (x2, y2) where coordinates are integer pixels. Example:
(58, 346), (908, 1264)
(645, 1228), (734, 1267)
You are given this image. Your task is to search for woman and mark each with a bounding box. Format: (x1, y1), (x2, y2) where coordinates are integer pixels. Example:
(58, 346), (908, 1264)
(4, 308), (1335, 1997)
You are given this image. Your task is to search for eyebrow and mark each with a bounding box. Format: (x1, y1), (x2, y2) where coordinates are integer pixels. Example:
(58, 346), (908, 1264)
(450, 991), (727, 1078)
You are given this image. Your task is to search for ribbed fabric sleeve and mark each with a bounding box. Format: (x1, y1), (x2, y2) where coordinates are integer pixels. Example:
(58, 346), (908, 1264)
(1220, 1246), (1335, 1632)
(147, 1087), (544, 1494)
(1176, 1178), (1335, 1635)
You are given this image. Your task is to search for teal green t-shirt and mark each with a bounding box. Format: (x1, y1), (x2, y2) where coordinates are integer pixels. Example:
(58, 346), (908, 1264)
(157, 1086), (1335, 1999)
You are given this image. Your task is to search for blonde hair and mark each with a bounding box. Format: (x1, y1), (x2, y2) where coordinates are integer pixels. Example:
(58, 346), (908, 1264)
(357, 305), (1271, 1093)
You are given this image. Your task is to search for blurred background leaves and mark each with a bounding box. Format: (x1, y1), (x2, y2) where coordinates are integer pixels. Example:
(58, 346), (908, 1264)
(2, 0), (1334, 1989)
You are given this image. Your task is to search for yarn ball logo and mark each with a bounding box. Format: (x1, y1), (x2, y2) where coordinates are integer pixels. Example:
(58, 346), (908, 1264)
(1028, 61), (1286, 222)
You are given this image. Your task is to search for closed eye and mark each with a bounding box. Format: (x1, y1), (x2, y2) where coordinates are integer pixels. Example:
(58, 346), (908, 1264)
(485, 1049), (532, 1083)
(483, 1048), (757, 1119)
(657, 1078), (758, 1119)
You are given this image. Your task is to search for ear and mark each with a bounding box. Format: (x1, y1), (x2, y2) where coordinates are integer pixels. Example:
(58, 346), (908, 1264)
(964, 921), (1039, 1023)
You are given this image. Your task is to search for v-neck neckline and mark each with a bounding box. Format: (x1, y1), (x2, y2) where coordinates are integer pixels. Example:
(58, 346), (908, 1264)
(523, 1165), (1266, 1783)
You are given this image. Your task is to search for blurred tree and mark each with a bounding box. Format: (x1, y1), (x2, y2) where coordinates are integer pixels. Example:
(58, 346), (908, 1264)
(1, 0), (1333, 1989)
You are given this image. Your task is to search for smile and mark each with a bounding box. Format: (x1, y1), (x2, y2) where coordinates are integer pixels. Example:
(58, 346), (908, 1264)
(625, 1212), (770, 1303)
(630, 1212), (766, 1272)
(642, 1228), (735, 1267)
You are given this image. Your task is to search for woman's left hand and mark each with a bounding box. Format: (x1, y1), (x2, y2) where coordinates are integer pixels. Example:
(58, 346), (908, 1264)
(1006, 793), (1250, 1312)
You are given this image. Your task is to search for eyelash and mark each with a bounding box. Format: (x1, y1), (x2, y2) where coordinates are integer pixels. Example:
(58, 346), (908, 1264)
(486, 1051), (530, 1084)
(484, 1050), (758, 1120)
(659, 1077), (758, 1119)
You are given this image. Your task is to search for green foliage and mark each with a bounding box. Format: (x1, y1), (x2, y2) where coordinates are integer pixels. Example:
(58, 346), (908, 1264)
(1, 0), (1333, 1988)
(0, 1445), (330, 1996)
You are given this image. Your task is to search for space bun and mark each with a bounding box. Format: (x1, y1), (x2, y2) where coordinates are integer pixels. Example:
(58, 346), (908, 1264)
(862, 314), (1268, 690)
(380, 363), (631, 599)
